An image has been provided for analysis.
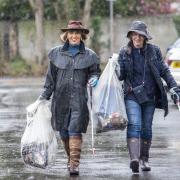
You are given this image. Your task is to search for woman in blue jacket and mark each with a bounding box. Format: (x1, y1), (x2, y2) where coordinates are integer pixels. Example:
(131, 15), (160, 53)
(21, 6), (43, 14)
(117, 20), (180, 173)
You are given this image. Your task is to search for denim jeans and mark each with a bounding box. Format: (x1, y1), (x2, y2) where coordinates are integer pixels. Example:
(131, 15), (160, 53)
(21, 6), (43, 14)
(125, 100), (155, 140)
(60, 129), (82, 139)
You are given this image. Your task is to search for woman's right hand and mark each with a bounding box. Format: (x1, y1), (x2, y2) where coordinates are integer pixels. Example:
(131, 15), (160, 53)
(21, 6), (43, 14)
(26, 96), (47, 116)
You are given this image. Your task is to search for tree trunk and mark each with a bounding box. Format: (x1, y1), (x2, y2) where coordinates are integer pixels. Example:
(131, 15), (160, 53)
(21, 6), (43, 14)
(53, 1), (61, 21)
(9, 21), (19, 59)
(82, 0), (93, 27)
(63, 0), (69, 21)
(0, 28), (2, 62)
(29, 0), (46, 65)
(82, 0), (93, 47)
(2, 21), (10, 61)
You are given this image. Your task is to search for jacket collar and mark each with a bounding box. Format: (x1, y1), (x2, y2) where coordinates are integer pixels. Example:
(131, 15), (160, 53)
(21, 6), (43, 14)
(61, 40), (86, 54)
(125, 41), (147, 55)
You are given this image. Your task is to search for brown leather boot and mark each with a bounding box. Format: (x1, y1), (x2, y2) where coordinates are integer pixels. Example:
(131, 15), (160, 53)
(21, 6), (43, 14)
(69, 136), (82, 176)
(61, 138), (70, 170)
(127, 138), (140, 173)
(140, 139), (151, 171)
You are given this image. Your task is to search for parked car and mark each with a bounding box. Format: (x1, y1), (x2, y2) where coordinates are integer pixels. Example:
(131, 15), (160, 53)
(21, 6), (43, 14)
(164, 38), (180, 87)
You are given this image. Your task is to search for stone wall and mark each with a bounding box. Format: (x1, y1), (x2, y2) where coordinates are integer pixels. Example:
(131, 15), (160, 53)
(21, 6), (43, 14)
(0, 15), (178, 63)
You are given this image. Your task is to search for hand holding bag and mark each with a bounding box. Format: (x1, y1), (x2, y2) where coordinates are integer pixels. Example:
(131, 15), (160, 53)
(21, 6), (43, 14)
(21, 100), (58, 169)
(92, 53), (128, 133)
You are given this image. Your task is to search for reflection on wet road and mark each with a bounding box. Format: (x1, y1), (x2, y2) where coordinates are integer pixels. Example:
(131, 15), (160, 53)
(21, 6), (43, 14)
(0, 78), (180, 180)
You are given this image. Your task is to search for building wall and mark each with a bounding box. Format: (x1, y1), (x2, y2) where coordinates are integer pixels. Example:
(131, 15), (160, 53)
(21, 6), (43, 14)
(0, 15), (178, 63)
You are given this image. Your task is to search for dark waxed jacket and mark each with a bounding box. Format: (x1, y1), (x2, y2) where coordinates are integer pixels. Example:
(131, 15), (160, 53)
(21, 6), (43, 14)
(118, 42), (177, 117)
(41, 41), (101, 132)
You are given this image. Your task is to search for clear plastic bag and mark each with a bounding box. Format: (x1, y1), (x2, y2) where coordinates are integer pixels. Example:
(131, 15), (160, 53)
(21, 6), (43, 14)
(93, 54), (128, 133)
(21, 101), (58, 169)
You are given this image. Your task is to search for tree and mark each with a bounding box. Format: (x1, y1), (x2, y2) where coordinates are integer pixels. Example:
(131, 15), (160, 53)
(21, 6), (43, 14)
(82, 0), (93, 26)
(90, 16), (103, 55)
(52, 1), (61, 21)
(29, 0), (46, 65)
(137, 0), (173, 15)
(0, 0), (31, 61)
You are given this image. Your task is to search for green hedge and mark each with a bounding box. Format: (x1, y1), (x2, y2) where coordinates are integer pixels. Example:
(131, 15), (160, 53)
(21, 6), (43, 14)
(173, 15), (180, 36)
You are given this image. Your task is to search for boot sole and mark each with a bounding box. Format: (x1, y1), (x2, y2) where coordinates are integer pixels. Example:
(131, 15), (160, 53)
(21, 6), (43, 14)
(70, 172), (79, 176)
(130, 161), (139, 173)
(69, 168), (79, 176)
(141, 167), (151, 171)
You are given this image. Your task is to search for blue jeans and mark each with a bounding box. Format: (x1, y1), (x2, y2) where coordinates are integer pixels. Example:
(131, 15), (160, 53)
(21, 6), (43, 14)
(60, 129), (82, 139)
(125, 100), (155, 140)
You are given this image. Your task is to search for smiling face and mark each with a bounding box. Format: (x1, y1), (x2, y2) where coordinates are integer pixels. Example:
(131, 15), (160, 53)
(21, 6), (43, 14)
(67, 30), (82, 45)
(131, 32), (145, 48)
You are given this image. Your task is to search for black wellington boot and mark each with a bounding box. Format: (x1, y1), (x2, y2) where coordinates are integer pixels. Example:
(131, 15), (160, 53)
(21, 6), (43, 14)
(140, 139), (151, 171)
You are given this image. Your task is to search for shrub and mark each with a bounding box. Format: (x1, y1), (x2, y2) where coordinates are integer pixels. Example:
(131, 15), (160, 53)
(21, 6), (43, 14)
(173, 15), (180, 36)
(7, 56), (31, 76)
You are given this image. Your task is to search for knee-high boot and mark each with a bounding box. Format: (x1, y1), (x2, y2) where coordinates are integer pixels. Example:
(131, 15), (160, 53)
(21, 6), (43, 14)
(69, 136), (82, 176)
(127, 138), (140, 173)
(61, 138), (70, 170)
(140, 139), (151, 171)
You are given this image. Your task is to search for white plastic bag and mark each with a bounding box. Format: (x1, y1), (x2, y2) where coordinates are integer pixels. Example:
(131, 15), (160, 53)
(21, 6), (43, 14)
(21, 101), (58, 168)
(93, 53), (128, 133)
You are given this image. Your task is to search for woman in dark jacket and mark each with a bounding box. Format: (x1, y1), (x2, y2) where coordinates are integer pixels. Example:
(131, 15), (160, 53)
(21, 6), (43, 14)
(117, 20), (180, 173)
(38, 20), (101, 175)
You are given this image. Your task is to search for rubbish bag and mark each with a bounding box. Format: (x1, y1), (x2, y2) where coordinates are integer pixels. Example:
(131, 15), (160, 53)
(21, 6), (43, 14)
(93, 53), (128, 133)
(21, 101), (58, 169)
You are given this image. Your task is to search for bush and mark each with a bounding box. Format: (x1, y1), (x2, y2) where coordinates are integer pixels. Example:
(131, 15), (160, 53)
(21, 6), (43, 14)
(0, 55), (48, 77)
(173, 15), (180, 36)
(90, 16), (106, 55)
(6, 56), (32, 76)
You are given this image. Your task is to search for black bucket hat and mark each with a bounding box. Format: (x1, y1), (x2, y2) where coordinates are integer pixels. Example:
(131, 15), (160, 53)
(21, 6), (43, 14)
(127, 20), (152, 40)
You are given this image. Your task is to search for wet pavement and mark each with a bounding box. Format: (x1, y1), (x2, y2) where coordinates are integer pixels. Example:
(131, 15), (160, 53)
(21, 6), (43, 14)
(0, 78), (180, 180)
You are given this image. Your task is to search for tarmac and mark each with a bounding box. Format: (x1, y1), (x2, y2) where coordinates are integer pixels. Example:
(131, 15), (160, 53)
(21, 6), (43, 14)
(0, 78), (180, 180)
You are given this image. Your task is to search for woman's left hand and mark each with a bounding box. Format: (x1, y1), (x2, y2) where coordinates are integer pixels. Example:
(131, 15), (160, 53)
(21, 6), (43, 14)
(88, 76), (98, 87)
(170, 87), (180, 103)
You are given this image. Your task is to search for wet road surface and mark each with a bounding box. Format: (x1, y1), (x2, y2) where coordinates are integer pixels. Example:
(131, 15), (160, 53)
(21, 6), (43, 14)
(0, 78), (180, 180)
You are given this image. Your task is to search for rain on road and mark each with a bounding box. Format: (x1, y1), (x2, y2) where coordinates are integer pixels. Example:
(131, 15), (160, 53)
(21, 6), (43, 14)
(0, 78), (180, 180)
